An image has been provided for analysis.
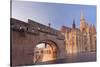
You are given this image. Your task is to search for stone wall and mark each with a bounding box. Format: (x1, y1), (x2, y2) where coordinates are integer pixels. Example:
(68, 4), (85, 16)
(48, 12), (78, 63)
(11, 18), (66, 66)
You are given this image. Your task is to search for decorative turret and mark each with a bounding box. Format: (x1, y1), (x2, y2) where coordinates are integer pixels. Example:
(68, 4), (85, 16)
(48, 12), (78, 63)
(89, 24), (96, 34)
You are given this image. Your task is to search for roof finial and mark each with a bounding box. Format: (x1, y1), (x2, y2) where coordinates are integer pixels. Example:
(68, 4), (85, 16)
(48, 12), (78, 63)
(80, 10), (85, 20)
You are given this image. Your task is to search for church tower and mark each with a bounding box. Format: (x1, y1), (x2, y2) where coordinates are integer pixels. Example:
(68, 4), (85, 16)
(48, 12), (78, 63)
(80, 11), (87, 32)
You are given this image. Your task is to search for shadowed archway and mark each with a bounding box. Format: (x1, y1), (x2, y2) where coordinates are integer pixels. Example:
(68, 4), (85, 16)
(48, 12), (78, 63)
(33, 40), (58, 63)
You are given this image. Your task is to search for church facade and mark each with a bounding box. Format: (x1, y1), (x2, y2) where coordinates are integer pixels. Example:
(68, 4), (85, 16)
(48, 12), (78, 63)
(60, 13), (96, 54)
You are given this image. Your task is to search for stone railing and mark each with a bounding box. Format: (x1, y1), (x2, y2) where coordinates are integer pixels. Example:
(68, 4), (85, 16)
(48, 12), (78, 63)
(11, 18), (65, 40)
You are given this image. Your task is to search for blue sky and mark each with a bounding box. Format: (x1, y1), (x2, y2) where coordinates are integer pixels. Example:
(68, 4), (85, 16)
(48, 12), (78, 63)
(12, 1), (96, 30)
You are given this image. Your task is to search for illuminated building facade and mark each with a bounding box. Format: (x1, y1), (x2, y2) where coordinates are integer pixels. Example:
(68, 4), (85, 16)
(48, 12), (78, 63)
(61, 13), (96, 54)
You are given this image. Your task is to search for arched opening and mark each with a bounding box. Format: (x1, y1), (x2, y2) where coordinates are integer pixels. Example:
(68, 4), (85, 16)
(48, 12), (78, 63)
(33, 40), (57, 63)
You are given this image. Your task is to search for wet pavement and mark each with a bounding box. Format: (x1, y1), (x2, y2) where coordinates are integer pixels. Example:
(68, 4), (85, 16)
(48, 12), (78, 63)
(35, 52), (96, 65)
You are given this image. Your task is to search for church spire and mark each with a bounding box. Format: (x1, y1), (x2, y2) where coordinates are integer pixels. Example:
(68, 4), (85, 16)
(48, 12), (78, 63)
(80, 10), (87, 32)
(72, 18), (76, 29)
(80, 10), (85, 21)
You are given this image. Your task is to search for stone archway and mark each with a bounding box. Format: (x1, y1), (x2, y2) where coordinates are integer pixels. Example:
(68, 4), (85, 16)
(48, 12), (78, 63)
(33, 40), (58, 63)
